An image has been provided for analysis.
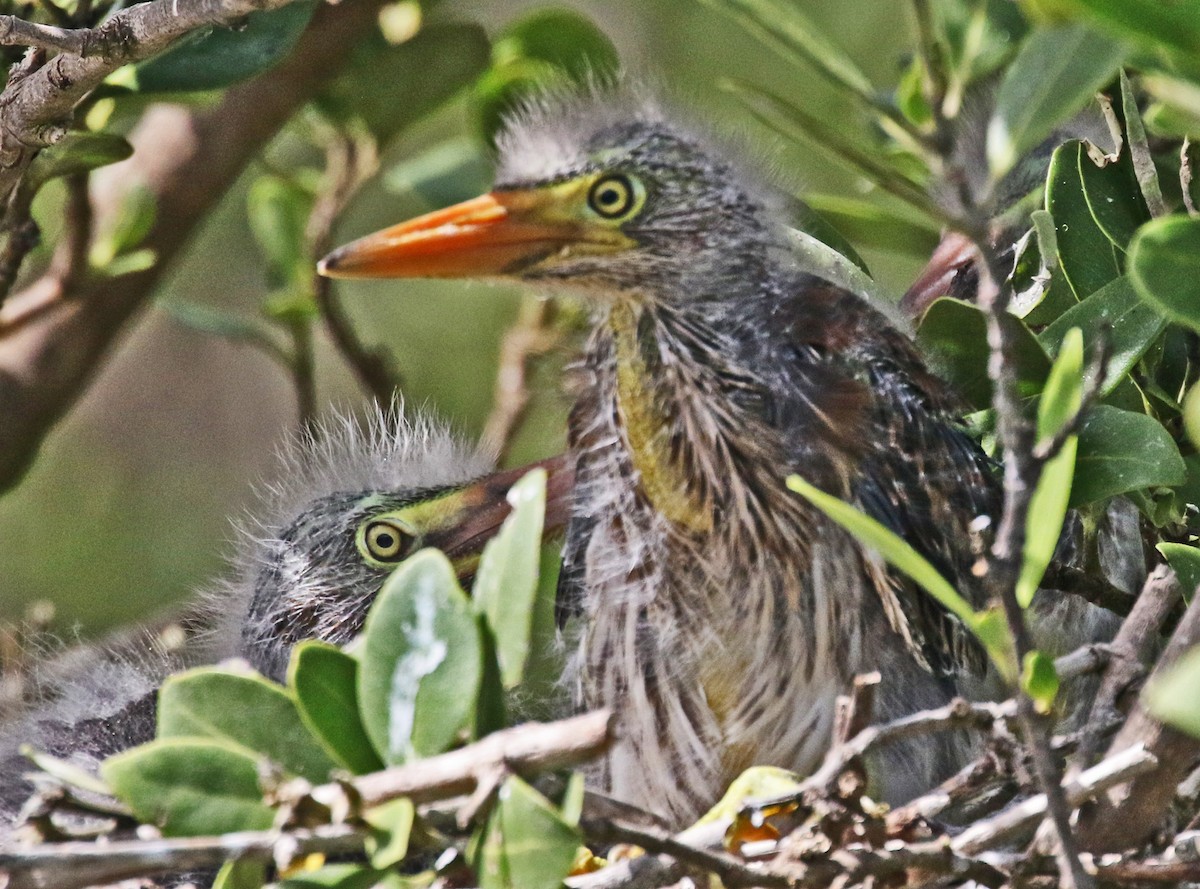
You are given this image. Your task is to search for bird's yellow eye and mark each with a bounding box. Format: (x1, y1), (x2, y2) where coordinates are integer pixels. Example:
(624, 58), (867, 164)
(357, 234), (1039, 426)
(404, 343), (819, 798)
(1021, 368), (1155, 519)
(588, 173), (639, 220)
(360, 519), (415, 563)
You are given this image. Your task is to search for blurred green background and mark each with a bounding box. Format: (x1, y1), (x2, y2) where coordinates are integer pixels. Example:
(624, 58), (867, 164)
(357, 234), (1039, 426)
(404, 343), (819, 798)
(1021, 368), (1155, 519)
(0, 0), (925, 636)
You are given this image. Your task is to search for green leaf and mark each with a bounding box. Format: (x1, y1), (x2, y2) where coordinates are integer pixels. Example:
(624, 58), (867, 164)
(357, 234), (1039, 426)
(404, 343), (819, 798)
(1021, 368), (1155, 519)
(475, 617), (508, 738)
(1018, 328), (1083, 607)
(786, 476), (983, 636)
(475, 776), (581, 889)
(801, 193), (940, 257)
(1120, 70), (1165, 217)
(158, 667), (337, 783)
(491, 8), (618, 83)
(1054, 0), (1200, 55)
(700, 0), (874, 100)
(385, 138), (491, 210)
(1072, 405), (1187, 505)
(364, 798), (414, 869)
(1038, 276), (1167, 397)
(214, 859), (267, 889)
(279, 865), (387, 889)
(133, 2), (318, 92)
(25, 132), (133, 190)
(1076, 137), (1151, 250)
(987, 24), (1125, 177)
(1128, 215), (1200, 334)
(722, 78), (938, 218)
(785, 227), (882, 304)
(1185, 384), (1200, 450)
(321, 24), (491, 146)
(915, 298), (1050, 409)
(247, 175), (312, 289)
(1021, 650), (1060, 714)
(290, 642), (383, 775)
(359, 550), (482, 764)
(473, 469), (546, 688)
(1046, 142), (1121, 299)
(102, 738), (273, 837)
(1158, 543), (1200, 603)
(1146, 646), (1200, 738)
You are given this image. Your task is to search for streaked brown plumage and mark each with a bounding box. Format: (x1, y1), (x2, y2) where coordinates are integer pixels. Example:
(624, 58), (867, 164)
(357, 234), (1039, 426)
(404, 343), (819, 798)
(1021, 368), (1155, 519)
(319, 89), (1097, 827)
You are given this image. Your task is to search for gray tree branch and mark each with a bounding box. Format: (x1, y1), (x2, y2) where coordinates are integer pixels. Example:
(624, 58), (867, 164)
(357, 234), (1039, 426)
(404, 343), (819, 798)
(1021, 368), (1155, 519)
(0, 0), (391, 492)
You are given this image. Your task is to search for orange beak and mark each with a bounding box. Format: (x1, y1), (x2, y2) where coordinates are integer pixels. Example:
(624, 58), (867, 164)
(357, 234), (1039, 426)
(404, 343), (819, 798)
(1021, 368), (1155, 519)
(318, 192), (587, 280)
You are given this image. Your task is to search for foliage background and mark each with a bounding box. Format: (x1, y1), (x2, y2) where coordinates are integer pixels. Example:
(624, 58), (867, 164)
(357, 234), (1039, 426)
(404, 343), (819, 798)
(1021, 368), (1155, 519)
(0, 0), (925, 633)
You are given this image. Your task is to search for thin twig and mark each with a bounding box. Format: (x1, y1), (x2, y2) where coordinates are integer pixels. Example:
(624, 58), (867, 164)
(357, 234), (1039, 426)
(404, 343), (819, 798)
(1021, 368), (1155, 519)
(480, 295), (562, 462)
(2, 826), (365, 889)
(951, 743), (1158, 856)
(48, 171), (92, 289)
(973, 229), (1095, 889)
(1076, 593), (1200, 852)
(0, 15), (97, 54)
(306, 127), (399, 405)
(2, 711), (615, 889)
(581, 817), (792, 889)
(1075, 564), (1182, 769)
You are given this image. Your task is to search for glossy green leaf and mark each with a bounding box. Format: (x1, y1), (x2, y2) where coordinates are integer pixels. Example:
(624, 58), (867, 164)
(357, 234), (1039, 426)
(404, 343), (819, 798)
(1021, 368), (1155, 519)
(801, 194), (940, 257)
(987, 24), (1125, 176)
(1072, 405), (1187, 506)
(1039, 276), (1167, 396)
(158, 667), (337, 783)
(322, 24), (491, 146)
(784, 196), (868, 272)
(1018, 328), (1083, 608)
(1128, 216), (1200, 334)
(25, 132), (133, 191)
(1054, 0), (1200, 55)
(248, 175), (311, 289)
(916, 298), (1050, 409)
(289, 641), (383, 775)
(359, 550), (482, 764)
(475, 776), (581, 889)
(1158, 542), (1200, 603)
(1046, 142), (1121, 299)
(473, 469), (546, 688)
(102, 738), (273, 837)
(134, 2), (317, 92)
(364, 798), (414, 869)
(1021, 650), (1060, 714)
(1077, 139), (1150, 250)
(1147, 646), (1200, 738)
(491, 8), (618, 83)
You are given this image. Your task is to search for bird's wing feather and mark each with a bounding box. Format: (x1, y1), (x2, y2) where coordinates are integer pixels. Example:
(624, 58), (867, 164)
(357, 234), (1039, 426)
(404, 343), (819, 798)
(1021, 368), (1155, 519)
(781, 279), (999, 678)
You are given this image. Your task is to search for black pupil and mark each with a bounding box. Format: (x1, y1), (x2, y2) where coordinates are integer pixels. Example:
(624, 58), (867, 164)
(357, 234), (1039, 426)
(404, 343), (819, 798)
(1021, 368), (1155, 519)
(374, 530), (396, 550)
(599, 186), (622, 206)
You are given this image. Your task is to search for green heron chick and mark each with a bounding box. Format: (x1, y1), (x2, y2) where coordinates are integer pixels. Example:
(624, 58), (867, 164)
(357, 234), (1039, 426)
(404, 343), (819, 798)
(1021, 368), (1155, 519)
(320, 90), (1003, 826)
(0, 406), (571, 824)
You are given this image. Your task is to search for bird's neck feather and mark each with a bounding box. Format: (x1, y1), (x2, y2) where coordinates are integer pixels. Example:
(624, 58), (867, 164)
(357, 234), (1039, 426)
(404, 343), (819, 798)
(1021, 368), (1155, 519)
(609, 298), (715, 533)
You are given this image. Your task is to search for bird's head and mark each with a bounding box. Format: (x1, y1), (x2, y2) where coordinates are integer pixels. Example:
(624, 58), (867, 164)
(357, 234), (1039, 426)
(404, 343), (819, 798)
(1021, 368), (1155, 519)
(319, 90), (785, 299)
(210, 408), (571, 681)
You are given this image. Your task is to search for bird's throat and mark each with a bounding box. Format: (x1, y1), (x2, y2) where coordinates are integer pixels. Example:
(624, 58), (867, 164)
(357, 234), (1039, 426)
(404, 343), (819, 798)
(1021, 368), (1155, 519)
(610, 301), (712, 534)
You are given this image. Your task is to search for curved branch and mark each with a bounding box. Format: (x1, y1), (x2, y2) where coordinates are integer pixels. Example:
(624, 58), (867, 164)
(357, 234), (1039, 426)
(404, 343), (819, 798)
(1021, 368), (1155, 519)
(0, 0), (391, 492)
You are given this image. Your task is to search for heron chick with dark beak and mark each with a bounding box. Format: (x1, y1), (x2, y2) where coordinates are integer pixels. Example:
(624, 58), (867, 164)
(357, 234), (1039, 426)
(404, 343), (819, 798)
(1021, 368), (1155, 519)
(321, 90), (1002, 827)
